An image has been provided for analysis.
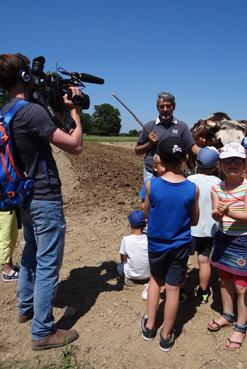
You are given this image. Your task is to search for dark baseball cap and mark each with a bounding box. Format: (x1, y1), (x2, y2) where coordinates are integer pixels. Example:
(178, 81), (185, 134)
(128, 210), (146, 228)
(158, 137), (186, 163)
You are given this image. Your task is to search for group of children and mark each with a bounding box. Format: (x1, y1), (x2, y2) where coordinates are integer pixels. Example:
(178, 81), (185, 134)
(118, 138), (247, 352)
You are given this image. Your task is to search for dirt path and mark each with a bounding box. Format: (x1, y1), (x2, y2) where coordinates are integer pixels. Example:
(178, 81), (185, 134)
(0, 143), (246, 369)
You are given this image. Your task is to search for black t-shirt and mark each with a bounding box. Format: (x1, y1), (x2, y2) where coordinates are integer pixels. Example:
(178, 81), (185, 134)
(2, 98), (62, 200)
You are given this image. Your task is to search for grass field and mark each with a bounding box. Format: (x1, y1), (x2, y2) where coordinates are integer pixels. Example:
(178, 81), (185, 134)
(83, 135), (137, 143)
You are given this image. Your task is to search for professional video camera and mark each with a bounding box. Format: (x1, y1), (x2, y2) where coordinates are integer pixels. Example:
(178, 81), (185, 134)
(27, 56), (104, 132)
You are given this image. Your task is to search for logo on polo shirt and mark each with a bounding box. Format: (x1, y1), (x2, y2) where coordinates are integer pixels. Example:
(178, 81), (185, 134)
(172, 129), (178, 134)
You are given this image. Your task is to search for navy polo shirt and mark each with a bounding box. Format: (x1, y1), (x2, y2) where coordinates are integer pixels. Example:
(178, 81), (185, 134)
(137, 117), (195, 173)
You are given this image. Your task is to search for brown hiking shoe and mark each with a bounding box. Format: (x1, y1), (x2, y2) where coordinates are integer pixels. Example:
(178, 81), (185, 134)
(32, 328), (79, 351)
(18, 308), (34, 323)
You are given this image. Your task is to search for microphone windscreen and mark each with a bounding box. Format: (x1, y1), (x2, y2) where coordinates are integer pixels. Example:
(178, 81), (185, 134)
(79, 73), (104, 85)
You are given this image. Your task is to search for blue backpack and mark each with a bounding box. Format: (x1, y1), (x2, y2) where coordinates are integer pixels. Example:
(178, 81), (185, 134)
(0, 100), (34, 211)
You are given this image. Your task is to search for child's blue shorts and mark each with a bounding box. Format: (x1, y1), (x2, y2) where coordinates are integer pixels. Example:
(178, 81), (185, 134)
(148, 243), (190, 286)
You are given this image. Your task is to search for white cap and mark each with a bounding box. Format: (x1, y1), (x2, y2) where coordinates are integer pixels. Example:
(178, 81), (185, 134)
(219, 142), (246, 160)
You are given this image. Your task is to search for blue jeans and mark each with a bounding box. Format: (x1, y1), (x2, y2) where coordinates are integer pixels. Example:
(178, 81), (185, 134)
(18, 199), (66, 341)
(116, 262), (124, 277)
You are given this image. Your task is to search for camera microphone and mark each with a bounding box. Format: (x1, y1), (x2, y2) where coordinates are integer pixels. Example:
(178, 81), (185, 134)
(78, 73), (104, 85)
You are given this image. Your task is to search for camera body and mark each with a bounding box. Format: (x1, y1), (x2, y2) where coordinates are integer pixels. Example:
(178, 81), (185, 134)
(27, 56), (104, 132)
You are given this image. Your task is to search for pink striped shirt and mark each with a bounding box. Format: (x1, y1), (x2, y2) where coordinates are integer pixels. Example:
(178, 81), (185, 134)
(211, 179), (247, 236)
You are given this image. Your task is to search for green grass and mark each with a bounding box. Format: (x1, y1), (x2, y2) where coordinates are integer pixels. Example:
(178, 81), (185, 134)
(83, 135), (137, 143)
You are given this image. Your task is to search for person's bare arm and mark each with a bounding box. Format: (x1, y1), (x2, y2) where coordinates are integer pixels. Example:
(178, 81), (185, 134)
(120, 254), (128, 263)
(135, 132), (158, 156)
(191, 185), (200, 226)
(211, 190), (224, 221)
(49, 87), (83, 155)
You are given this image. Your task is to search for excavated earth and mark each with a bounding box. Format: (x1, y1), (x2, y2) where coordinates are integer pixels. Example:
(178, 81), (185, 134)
(0, 142), (246, 369)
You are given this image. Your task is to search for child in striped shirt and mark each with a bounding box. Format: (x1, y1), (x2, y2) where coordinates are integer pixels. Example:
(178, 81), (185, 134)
(207, 142), (247, 351)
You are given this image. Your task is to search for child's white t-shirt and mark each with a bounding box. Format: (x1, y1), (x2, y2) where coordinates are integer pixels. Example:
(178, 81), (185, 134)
(119, 234), (150, 280)
(188, 174), (221, 237)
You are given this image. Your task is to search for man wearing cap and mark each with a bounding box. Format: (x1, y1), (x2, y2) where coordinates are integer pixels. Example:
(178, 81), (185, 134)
(135, 92), (200, 181)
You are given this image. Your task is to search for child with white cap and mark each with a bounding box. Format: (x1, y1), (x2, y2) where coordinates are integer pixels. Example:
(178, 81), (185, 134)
(207, 142), (247, 351)
(188, 146), (221, 303)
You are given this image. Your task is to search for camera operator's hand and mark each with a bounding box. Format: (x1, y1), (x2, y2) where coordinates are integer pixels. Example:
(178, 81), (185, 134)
(63, 86), (82, 112)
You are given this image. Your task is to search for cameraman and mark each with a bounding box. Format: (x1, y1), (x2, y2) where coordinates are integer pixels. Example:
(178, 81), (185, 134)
(0, 53), (82, 350)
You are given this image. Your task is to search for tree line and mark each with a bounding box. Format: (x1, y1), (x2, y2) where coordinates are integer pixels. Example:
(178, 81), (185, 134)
(81, 103), (121, 136)
(81, 103), (138, 136)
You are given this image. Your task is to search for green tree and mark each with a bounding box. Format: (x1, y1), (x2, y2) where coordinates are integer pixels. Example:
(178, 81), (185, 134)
(128, 129), (139, 137)
(91, 103), (121, 136)
(80, 112), (92, 134)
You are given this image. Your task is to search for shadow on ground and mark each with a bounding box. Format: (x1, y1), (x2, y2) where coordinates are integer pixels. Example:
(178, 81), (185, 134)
(155, 266), (222, 337)
(54, 260), (123, 329)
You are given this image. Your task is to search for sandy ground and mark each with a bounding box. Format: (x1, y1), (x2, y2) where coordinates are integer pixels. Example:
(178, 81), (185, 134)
(0, 142), (246, 369)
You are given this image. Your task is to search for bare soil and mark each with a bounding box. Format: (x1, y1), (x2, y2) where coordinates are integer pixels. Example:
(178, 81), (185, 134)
(0, 143), (246, 369)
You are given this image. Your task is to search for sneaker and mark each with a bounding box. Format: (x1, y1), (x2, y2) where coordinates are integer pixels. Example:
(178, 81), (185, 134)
(124, 276), (135, 287)
(141, 283), (149, 301)
(2, 269), (19, 282)
(159, 330), (176, 352)
(195, 286), (210, 304)
(140, 314), (157, 341)
(32, 328), (79, 351)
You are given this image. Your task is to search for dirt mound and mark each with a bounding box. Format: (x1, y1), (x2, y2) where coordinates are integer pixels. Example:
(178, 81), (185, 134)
(0, 143), (246, 369)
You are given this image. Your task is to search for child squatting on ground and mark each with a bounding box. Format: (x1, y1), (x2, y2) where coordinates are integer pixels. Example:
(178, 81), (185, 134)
(117, 210), (150, 300)
(188, 146), (221, 303)
(141, 137), (199, 352)
(207, 142), (247, 351)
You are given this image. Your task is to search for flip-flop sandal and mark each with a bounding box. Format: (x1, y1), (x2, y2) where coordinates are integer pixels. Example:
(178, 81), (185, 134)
(207, 319), (232, 332)
(207, 311), (234, 332)
(225, 324), (247, 351)
(225, 338), (244, 351)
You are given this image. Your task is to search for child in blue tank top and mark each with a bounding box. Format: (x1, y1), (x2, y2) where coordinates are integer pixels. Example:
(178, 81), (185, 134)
(140, 137), (199, 352)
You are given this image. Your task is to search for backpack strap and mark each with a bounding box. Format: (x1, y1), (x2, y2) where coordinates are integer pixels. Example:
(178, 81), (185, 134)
(0, 100), (30, 179)
(0, 100), (29, 127)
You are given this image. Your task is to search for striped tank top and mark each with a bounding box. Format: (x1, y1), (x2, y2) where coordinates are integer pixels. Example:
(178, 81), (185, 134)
(211, 179), (247, 236)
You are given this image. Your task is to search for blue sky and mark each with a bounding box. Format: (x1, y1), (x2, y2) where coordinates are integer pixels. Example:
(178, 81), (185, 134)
(2, 0), (247, 132)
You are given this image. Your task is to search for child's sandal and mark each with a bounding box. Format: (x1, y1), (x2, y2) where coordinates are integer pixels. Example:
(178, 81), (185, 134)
(207, 311), (235, 332)
(225, 322), (247, 351)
